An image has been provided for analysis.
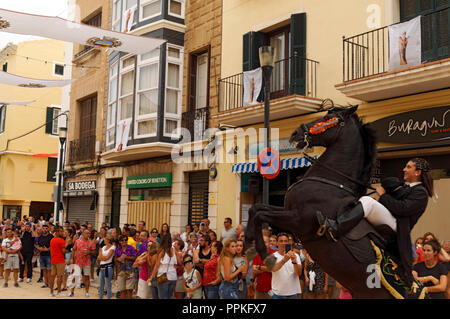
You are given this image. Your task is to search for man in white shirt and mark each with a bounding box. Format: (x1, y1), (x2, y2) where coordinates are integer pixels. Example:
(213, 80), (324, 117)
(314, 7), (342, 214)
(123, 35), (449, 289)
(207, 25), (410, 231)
(270, 233), (302, 299)
(220, 218), (236, 244)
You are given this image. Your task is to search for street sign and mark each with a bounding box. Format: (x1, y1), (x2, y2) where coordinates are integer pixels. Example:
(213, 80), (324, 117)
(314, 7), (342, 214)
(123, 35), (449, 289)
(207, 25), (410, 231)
(257, 148), (280, 180)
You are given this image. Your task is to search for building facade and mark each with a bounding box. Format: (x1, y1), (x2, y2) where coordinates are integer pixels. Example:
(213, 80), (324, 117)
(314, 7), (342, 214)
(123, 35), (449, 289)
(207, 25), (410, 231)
(0, 39), (65, 221)
(214, 0), (450, 241)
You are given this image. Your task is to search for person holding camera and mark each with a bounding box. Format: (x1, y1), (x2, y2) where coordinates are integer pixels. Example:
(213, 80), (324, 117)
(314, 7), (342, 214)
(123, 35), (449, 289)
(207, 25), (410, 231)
(270, 233), (302, 299)
(19, 223), (35, 283)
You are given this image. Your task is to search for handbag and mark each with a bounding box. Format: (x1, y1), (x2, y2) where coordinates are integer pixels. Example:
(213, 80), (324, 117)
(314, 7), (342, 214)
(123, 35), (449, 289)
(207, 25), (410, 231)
(157, 256), (170, 284)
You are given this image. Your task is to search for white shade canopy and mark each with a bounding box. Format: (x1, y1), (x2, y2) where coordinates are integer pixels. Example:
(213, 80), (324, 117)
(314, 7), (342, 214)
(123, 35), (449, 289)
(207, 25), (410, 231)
(0, 100), (35, 105)
(0, 8), (166, 55)
(0, 70), (75, 87)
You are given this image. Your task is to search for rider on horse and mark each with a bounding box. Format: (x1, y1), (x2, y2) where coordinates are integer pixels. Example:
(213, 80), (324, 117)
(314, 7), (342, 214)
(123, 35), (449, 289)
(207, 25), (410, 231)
(317, 157), (434, 285)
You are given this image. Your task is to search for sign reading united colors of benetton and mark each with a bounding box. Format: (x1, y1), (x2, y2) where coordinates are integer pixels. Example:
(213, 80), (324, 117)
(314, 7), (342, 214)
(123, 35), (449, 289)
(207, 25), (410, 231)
(370, 106), (450, 144)
(126, 173), (172, 189)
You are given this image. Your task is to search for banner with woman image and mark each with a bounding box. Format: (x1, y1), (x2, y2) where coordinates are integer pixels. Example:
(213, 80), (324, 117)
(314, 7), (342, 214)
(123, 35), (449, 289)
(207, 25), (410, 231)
(388, 16), (422, 72)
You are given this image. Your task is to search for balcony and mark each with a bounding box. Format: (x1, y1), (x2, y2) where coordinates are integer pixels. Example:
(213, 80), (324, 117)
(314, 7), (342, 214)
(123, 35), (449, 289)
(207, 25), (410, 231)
(69, 135), (96, 163)
(182, 107), (209, 141)
(336, 8), (450, 102)
(215, 55), (322, 127)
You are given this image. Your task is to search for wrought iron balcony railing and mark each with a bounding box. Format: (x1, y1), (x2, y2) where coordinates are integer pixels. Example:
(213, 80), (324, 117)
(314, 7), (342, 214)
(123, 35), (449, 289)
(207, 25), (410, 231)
(343, 8), (449, 82)
(218, 55), (319, 112)
(182, 107), (209, 141)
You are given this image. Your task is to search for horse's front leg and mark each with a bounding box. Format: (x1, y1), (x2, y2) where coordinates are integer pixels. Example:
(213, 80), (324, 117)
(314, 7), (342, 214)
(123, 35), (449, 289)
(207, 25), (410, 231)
(253, 209), (300, 271)
(245, 204), (285, 261)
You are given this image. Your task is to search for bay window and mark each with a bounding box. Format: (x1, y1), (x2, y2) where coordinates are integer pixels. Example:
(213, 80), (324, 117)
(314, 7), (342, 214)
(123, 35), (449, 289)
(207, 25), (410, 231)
(107, 62), (118, 146)
(112, 0), (122, 31)
(168, 0), (185, 18)
(140, 0), (162, 21)
(118, 56), (135, 121)
(164, 45), (182, 137)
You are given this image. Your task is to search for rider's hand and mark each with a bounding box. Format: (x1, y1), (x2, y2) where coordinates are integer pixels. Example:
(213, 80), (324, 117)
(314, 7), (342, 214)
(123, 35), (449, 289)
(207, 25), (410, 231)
(375, 185), (386, 196)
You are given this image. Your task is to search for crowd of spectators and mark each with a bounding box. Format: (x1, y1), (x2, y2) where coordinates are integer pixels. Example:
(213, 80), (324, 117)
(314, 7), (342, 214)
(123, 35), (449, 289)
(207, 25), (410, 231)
(0, 215), (448, 299)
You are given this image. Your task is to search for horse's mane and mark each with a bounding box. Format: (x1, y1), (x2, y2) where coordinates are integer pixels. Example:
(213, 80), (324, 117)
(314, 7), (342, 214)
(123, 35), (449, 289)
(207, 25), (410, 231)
(351, 114), (377, 195)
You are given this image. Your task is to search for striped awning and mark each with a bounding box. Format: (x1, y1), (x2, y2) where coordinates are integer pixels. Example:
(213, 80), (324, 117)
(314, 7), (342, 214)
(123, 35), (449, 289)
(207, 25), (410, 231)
(231, 156), (314, 174)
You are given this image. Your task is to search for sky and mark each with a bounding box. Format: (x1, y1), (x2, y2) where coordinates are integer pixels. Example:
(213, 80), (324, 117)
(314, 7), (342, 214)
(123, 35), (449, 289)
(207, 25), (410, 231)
(0, 0), (69, 50)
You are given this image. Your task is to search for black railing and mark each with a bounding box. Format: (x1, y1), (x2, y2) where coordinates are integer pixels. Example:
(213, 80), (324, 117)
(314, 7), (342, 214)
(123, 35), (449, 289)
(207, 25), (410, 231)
(182, 107), (209, 141)
(74, 45), (94, 60)
(218, 55), (319, 112)
(69, 135), (96, 163)
(343, 8), (449, 82)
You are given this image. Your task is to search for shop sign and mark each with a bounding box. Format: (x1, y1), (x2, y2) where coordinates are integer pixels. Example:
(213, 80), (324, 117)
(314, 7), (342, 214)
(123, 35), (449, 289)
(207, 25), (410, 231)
(67, 180), (97, 191)
(126, 173), (172, 189)
(370, 106), (450, 144)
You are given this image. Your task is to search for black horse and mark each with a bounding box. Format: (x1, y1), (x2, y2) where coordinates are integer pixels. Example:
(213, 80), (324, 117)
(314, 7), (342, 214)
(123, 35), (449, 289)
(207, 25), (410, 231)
(245, 105), (397, 299)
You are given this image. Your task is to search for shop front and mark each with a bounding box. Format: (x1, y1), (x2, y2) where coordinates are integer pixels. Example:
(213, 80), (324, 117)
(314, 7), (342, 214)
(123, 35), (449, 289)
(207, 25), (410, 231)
(63, 179), (98, 226)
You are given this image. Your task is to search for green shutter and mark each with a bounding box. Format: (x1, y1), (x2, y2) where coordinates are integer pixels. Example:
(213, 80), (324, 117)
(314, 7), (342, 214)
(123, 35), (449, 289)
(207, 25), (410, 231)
(45, 107), (54, 134)
(242, 31), (266, 72)
(47, 157), (57, 182)
(290, 13), (306, 95)
(436, 8), (449, 59)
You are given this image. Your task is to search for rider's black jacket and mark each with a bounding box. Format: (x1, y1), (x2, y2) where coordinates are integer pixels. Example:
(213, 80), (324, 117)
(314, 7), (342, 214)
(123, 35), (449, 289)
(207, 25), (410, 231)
(379, 183), (429, 283)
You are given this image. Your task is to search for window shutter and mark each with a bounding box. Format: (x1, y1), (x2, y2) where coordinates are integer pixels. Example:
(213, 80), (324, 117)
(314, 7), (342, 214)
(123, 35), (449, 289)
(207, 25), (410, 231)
(400, 0), (417, 21)
(436, 8), (449, 59)
(290, 13), (306, 95)
(45, 107), (54, 134)
(242, 31), (266, 72)
(47, 157), (57, 182)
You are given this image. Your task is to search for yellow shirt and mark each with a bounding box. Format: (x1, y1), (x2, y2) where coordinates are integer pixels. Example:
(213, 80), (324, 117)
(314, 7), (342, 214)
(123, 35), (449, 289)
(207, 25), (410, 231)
(127, 237), (137, 250)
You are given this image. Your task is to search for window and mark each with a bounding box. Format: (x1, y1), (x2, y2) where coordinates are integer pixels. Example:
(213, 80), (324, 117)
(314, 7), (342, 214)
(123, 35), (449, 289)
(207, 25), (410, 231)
(112, 0), (122, 31)
(52, 108), (60, 135)
(118, 55), (135, 121)
(122, 0), (137, 31)
(0, 104), (5, 133)
(164, 45), (182, 137)
(47, 157), (58, 182)
(106, 62), (119, 146)
(2, 62), (7, 72)
(83, 11), (102, 27)
(135, 48), (159, 138)
(168, 0), (185, 18)
(267, 27), (290, 96)
(140, 0), (162, 21)
(54, 63), (64, 76)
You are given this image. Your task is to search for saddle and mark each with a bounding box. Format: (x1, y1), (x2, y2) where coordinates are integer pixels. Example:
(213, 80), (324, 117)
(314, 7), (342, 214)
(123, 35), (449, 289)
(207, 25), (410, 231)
(341, 218), (396, 264)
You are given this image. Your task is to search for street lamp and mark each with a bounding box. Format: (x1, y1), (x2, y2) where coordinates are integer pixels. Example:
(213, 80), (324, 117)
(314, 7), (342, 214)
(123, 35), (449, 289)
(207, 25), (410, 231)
(259, 46), (275, 205)
(55, 126), (67, 225)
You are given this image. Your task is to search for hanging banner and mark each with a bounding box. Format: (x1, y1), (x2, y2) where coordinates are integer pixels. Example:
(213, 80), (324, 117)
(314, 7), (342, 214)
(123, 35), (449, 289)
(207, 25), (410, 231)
(243, 67), (262, 106)
(0, 70), (75, 87)
(115, 118), (132, 152)
(388, 16), (422, 72)
(0, 8), (165, 55)
(121, 8), (135, 33)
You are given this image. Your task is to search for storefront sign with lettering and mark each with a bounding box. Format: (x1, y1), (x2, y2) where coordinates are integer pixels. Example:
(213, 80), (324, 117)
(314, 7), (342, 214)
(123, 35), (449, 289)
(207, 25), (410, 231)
(67, 180), (97, 191)
(369, 106), (450, 144)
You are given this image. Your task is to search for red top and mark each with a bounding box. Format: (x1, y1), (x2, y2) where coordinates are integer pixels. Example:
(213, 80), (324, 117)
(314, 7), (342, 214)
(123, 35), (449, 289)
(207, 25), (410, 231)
(203, 255), (219, 286)
(50, 237), (66, 264)
(416, 248), (440, 263)
(252, 255), (272, 292)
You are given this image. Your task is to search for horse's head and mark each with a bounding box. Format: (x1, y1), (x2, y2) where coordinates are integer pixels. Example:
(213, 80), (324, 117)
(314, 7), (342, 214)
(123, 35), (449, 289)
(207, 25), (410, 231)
(289, 105), (358, 150)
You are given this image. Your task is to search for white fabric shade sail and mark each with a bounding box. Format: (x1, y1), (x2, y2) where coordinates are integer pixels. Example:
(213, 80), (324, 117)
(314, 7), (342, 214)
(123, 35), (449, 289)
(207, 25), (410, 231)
(0, 100), (35, 105)
(0, 8), (166, 55)
(0, 70), (75, 87)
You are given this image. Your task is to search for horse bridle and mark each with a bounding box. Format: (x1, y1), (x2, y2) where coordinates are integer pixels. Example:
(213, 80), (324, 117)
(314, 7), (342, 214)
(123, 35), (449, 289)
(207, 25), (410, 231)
(299, 115), (376, 192)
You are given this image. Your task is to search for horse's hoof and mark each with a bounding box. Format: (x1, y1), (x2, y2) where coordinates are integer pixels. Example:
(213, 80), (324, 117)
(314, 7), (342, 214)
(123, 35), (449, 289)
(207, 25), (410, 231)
(245, 245), (257, 261)
(263, 254), (277, 271)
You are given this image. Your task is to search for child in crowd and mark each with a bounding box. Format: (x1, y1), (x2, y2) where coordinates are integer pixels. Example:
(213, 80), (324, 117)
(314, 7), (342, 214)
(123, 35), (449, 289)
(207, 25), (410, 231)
(183, 255), (202, 299)
(1, 231), (21, 264)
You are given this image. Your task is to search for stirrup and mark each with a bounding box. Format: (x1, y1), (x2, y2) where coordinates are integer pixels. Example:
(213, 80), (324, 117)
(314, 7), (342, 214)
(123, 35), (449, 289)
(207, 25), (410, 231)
(316, 217), (327, 237)
(327, 229), (338, 243)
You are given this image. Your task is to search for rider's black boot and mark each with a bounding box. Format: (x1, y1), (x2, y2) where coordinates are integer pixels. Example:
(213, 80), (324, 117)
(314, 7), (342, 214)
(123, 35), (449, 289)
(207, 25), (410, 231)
(316, 202), (365, 242)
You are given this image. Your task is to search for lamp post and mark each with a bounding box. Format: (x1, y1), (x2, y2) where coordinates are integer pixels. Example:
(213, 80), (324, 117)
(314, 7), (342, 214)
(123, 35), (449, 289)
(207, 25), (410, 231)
(259, 46), (275, 205)
(55, 126), (67, 225)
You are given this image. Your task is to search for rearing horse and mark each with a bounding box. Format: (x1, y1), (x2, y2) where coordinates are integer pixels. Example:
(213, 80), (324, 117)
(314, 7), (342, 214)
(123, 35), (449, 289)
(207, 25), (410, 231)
(245, 105), (395, 298)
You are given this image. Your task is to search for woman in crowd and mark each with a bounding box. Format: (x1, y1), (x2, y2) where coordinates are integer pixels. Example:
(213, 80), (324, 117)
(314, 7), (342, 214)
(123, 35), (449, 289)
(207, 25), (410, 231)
(417, 232), (450, 263)
(186, 233), (199, 257)
(192, 224), (200, 236)
(147, 242), (160, 299)
(114, 235), (137, 299)
(98, 234), (116, 299)
(150, 233), (181, 299)
(208, 231), (218, 243)
(412, 239), (448, 299)
(62, 228), (74, 291)
(180, 224), (192, 245)
(183, 255), (203, 299)
(233, 239), (248, 299)
(304, 249), (328, 299)
(133, 247), (150, 299)
(174, 239), (186, 299)
(149, 228), (160, 244)
(159, 223), (170, 240)
(203, 241), (222, 299)
(90, 229), (99, 281)
(269, 235), (278, 251)
(217, 239), (246, 299)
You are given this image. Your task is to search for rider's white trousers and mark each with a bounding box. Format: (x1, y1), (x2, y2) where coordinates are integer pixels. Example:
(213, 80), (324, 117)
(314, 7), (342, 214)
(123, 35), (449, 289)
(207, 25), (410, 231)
(359, 196), (397, 232)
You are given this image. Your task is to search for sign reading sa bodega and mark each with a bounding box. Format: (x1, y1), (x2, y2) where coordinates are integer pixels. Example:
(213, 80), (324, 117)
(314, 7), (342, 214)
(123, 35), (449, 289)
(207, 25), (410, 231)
(370, 106), (450, 144)
(126, 173), (172, 189)
(67, 180), (97, 191)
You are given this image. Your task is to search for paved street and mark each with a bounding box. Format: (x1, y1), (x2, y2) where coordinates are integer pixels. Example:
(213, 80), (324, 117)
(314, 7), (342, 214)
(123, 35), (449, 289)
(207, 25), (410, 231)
(0, 270), (101, 299)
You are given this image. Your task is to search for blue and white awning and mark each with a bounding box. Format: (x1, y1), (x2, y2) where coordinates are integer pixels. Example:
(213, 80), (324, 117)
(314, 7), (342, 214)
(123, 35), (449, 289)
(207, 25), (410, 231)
(231, 156), (315, 174)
